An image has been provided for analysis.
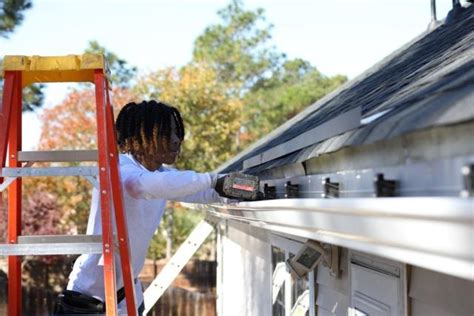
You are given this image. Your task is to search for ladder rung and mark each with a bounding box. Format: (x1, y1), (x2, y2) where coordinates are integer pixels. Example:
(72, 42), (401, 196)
(18, 150), (98, 162)
(0, 235), (103, 256)
(18, 234), (102, 244)
(0, 166), (98, 177)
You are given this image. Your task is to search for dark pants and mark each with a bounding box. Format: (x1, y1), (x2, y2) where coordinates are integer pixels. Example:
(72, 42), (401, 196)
(52, 304), (144, 315)
(53, 290), (145, 315)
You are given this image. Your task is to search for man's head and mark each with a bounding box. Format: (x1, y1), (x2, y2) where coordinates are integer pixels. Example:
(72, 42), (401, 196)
(116, 100), (185, 170)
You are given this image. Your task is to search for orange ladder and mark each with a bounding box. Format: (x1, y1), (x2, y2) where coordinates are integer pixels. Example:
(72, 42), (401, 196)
(0, 54), (138, 315)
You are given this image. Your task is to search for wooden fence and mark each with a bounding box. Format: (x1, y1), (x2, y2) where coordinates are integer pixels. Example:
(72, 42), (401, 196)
(150, 287), (216, 316)
(0, 259), (216, 315)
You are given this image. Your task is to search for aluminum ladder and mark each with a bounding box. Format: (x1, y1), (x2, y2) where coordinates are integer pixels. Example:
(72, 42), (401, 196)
(0, 54), (138, 316)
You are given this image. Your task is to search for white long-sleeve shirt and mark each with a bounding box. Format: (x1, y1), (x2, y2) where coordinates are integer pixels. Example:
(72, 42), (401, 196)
(67, 154), (222, 312)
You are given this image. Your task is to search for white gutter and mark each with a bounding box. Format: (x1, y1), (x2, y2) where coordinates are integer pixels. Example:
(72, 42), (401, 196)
(204, 197), (474, 280)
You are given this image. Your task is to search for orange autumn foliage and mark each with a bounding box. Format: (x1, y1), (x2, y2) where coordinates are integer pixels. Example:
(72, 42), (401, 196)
(23, 87), (139, 233)
(39, 88), (138, 150)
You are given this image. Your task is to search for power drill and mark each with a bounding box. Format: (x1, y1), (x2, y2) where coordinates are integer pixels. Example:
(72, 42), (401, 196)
(220, 172), (260, 201)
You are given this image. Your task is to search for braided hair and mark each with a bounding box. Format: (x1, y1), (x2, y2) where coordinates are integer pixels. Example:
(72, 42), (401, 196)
(116, 100), (185, 156)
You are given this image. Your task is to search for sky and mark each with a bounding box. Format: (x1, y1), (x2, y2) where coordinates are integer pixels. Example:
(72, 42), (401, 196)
(0, 0), (456, 149)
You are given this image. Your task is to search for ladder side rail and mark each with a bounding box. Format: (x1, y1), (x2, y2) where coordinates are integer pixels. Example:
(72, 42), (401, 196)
(7, 71), (23, 316)
(105, 84), (138, 315)
(0, 73), (15, 313)
(0, 71), (16, 182)
(94, 70), (118, 315)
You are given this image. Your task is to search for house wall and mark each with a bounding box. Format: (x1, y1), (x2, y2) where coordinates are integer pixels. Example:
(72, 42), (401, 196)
(315, 249), (349, 316)
(409, 266), (474, 316)
(215, 219), (474, 316)
(216, 223), (273, 316)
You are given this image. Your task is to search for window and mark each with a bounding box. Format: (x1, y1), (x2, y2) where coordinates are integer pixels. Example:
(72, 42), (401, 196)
(290, 252), (310, 316)
(272, 246), (286, 316)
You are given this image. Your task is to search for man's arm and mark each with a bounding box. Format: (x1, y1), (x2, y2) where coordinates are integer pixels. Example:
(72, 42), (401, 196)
(122, 166), (214, 200)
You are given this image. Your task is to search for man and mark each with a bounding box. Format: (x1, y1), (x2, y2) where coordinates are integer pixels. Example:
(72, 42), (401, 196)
(55, 100), (231, 315)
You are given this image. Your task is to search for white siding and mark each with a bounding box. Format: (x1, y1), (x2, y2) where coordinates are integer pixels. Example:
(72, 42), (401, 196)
(214, 218), (474, 316)
(217, 224), (272, 316)
(316, 248), (349, 316)
(409, 267), (474, 316)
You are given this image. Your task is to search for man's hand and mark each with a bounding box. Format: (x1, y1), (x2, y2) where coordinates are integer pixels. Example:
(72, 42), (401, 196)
(212, 173), (259, 200)
(214, 174), (229, 198)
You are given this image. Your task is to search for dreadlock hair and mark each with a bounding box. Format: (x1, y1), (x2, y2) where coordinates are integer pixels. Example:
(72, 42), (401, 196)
(116, 100), (185, 156)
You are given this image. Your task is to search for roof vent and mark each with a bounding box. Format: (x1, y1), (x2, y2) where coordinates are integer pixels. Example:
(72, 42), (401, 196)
(446, 0), (465, 24)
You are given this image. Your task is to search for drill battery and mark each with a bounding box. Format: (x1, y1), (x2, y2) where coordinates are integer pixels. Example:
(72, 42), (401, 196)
(222, 172), (260, 200)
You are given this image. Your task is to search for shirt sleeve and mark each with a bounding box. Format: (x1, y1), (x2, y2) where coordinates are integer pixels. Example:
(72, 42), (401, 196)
(121, 164), (214, 200)
(172, 188), (226, 204)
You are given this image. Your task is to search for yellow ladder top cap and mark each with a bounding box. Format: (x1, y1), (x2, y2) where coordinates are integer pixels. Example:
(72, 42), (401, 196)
(2, 54), (110, 86)
(3, 54), (107, 71)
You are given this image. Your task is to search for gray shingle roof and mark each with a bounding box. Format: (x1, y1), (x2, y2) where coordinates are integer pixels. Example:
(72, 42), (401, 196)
(221, 4), (474, 174)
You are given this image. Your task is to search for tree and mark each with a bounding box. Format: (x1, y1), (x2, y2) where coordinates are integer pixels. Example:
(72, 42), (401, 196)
(193, 1), (347, 149)
(85, 40), (137, 88)
(148, 206), (209, 260)
(24, 88), (139, 233)
(135, 63), (243, 172)
(0, 0), (32, 38)
(193, 0), (283, 94)
(243, 58), (347, 141)
(0, 64), (45, 112)
(0, 0), (44, 111)
(0, 57), (45, 111)
(20, 191), (70, 291)
(0, 188), (72, 291)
